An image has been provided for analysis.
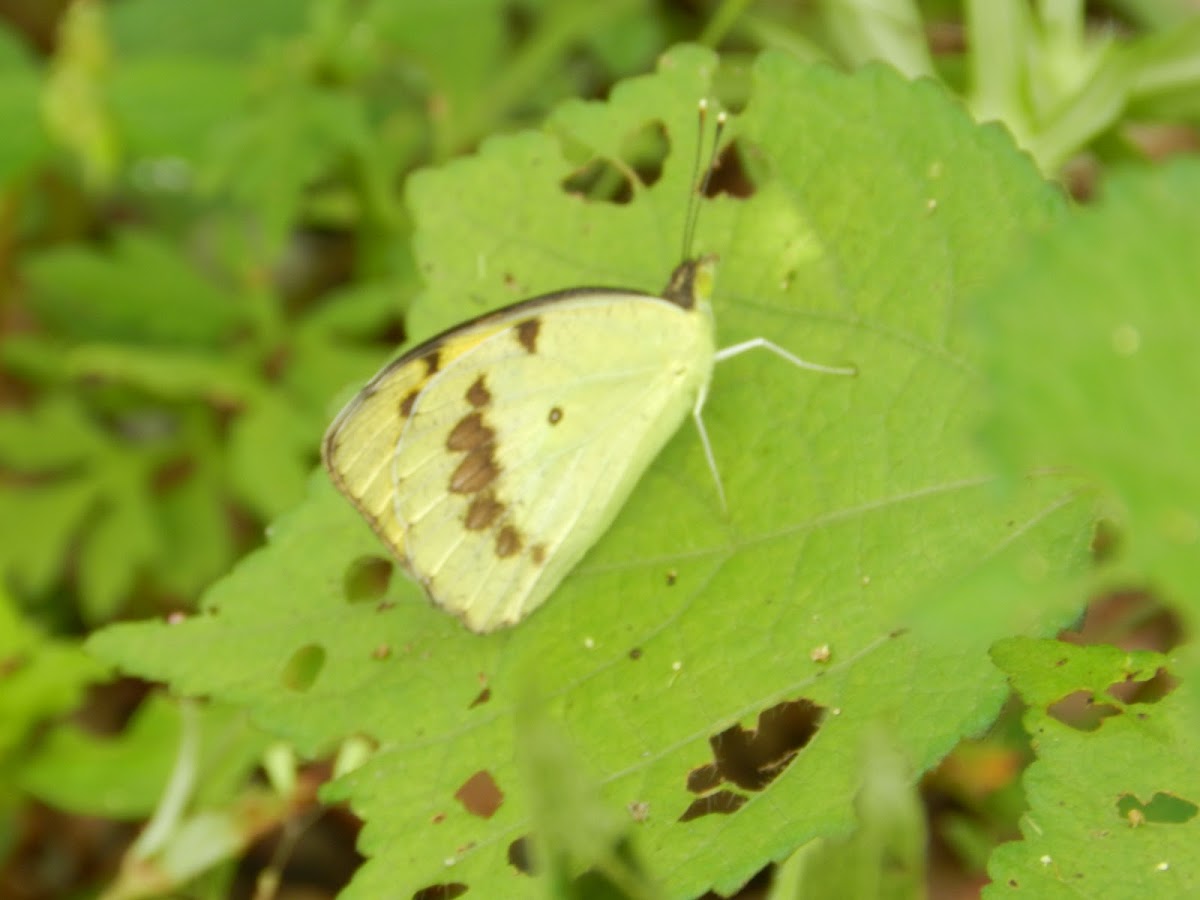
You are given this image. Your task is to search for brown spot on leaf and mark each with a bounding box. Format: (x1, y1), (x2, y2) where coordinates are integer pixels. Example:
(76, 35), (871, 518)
(678, 790), (747, 822)
(466, 375), (491, 408)
(464, 494), (504, 531)
(450, 448), (500, 494)
(454, 770), (504, 819)
(447, 413), (495, 452)
(495, 525), (521, 558)
(629, 647), (642, 660)
(516, 319), (540, 353)
(469, 687), (491, 708)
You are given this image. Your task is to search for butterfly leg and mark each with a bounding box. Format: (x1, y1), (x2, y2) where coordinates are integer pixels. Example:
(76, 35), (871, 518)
(691, 382), (728, 511)
(695, 340), (854, 510)
(714, 337), (857, 376)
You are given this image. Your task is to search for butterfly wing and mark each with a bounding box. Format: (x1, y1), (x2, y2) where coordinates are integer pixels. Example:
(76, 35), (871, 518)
(324, 287), (715, 632)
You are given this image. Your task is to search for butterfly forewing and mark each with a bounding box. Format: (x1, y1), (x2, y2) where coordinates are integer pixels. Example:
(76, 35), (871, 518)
(324, 278), (716, 633)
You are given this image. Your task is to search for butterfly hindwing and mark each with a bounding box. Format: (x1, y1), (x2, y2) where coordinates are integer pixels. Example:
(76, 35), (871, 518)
(324, 280), (716, 632)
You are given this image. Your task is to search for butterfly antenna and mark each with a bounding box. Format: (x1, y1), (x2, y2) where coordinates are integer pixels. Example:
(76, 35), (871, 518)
(681, 99), (727, 261)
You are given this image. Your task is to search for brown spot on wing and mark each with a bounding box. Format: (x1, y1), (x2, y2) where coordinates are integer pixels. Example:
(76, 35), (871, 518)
(466, 376), (491, 408)
(548, 406), (563, 425)
(496, 525), (521, 558)
(516, 319), (540, 354)
(447, 413), (495, 452)
(400, 389), (420, 418)
(450, 448), (500, 494)
(465, 494), (504, 530)
(530, 543), (546, 565)
(422, 351), (441, 375)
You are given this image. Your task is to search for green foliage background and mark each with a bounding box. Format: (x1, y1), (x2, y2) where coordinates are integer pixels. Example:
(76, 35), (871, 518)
(2, 2), (1199, 899)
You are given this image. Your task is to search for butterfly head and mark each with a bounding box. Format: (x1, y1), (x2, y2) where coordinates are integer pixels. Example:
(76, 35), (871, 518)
(662, 254), (717, 313)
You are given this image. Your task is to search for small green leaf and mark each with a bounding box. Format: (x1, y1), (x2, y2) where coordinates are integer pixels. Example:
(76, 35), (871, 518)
(987, 639), (1199, 898)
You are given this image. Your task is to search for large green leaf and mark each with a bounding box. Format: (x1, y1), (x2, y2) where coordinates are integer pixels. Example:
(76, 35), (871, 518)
(89, 47), (1091, 897)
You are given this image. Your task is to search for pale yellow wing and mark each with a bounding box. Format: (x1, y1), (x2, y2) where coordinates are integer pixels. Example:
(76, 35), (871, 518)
(323, 270), (716, 633)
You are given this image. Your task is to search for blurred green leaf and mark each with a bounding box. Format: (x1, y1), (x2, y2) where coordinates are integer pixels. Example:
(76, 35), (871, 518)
(227, 395), (314, 520)
(23, 231), (249, 347)
(0, 588), (104, 759)
(20, 693), (269, 819)
(980, 160), (1200, 618)
(111, 58), (246, 161)
(769, 736), (925, 900)
(110, 0), (308, 59)
(0, 30), (49, 187)
(517, 697), (658, 897)
(206, 84), (389, 248)
(42, 0), (120, 188)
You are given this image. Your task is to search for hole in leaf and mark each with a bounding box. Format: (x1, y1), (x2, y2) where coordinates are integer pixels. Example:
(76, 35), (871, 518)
(561, 157), (632, 204)
(620, 119), (667, 189)
(469, 687), (491, 708)
(1106, 667), (1177, 705)
(678, 790), (747, 822)
(1059, 588), (1183, 652)
(281, 644), (325, 692)
(507, 835), (534, 874)
(685, 763), (722, 795)
(412, 884), (467, 900)
(559, 120), (667, 204)
(678, 699), (824, 823)
(703, 140), (752, 199)
(1117, 792), (1198, 825)
(1046, 691), (1121, 731)
(454, 770), (504, 819)
(706, 698), (825, 791)
(344, 556), (393, 603)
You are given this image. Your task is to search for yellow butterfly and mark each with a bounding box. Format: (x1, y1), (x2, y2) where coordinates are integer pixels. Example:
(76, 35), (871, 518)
(323, 105), (853, 633)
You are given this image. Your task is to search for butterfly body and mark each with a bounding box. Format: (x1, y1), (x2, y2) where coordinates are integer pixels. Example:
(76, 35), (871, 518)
(323, 257), (717, 632)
